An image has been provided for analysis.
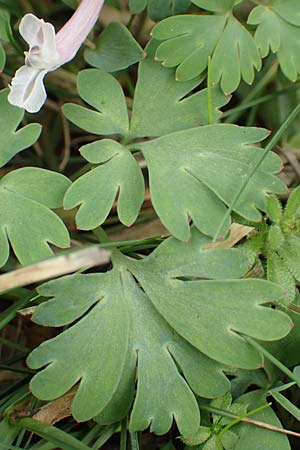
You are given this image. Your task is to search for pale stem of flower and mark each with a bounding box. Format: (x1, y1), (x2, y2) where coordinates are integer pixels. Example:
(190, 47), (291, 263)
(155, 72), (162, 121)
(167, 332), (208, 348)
(56, 0), (104, 64)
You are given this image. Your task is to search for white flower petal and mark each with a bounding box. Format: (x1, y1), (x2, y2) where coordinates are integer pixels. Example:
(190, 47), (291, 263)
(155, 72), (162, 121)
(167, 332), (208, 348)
(8, 1), (104, 113)
(20, 14), (45, 47)
(19, 14), (58, 62)
(8, 65), (48, 113)
(41, 21), (59, 60)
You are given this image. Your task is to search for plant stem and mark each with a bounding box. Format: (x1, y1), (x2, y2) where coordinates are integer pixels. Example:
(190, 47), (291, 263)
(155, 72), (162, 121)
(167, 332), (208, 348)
(93, 226), (111, 244)
(120, 418), (128, 450)
(91, 424), (118, 449)
(200, 404), (300, 438)
(130, 432), (140, 450)
(0, 337), (29, 354)
(207, 56), (213, 125)
(244, 336), (300, 385)
(0, 365), (32, 375)
(222, 82), (300, 119)
(213, 102), (300, 242)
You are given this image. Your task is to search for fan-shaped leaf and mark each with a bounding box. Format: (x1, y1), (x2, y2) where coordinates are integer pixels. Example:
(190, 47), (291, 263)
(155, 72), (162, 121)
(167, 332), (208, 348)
(129, 232), (291, 368)
(210, 14), (261, 94)
(152, 15), (227, 82)
(28, 230), (291, 435)
(63, 69), (129, 136)
(63, 139), (145, 229)
(152, 13), (261, 92)
(0, 168), (70, 267)
(271, 0), (300, 27)
(140, 124), (286, 241)
(0, 89), (42, 167)
(248, 3), (300, 81)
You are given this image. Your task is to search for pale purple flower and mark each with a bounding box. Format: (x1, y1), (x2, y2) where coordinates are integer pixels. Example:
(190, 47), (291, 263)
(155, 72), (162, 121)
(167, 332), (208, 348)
(8, 0), (104, 113)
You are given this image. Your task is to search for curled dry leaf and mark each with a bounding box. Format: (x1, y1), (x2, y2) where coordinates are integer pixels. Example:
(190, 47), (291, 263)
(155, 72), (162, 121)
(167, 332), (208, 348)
(32, 388), (76, 425)
(207, 223), (255, 249)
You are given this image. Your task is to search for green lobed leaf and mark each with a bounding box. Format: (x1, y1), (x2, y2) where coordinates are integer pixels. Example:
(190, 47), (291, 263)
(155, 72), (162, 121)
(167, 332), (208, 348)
(0, 89), (42, 167)
(265, 312), (300, 368)
(132, 267), (291, 368)
(129, 0), (191, 20)
(84, 22), (144, 72)
(191, 0), (242, 13)
(152, 15), (227, 82)
(27, 284), (208, 433)
(248, 2), (300, 82)
(211, 14), (261, 94)
(63, 139), (145, 229)
(28, 230), (291, 434)
(271, 0), (300, 27)
(0, 168), (70, 267)
(152, 13), (261, 93)
(139, 124), (286, 241)
(29, 232), (245, 434)
(63, 59), (228, 231)
(29, 270), (131, 422)
(129, 40), (228, 138)
(129, 0), (147, 12)
(63, 69), (129, 136)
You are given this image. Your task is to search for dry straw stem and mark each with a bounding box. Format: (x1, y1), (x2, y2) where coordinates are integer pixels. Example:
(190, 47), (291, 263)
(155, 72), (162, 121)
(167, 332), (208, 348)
(0, 246), (111, 293)
(241, 416), (300, 439)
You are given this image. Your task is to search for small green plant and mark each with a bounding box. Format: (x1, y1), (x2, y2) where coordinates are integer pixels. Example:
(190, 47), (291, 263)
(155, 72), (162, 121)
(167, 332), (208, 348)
(240, 187), (300, 304)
